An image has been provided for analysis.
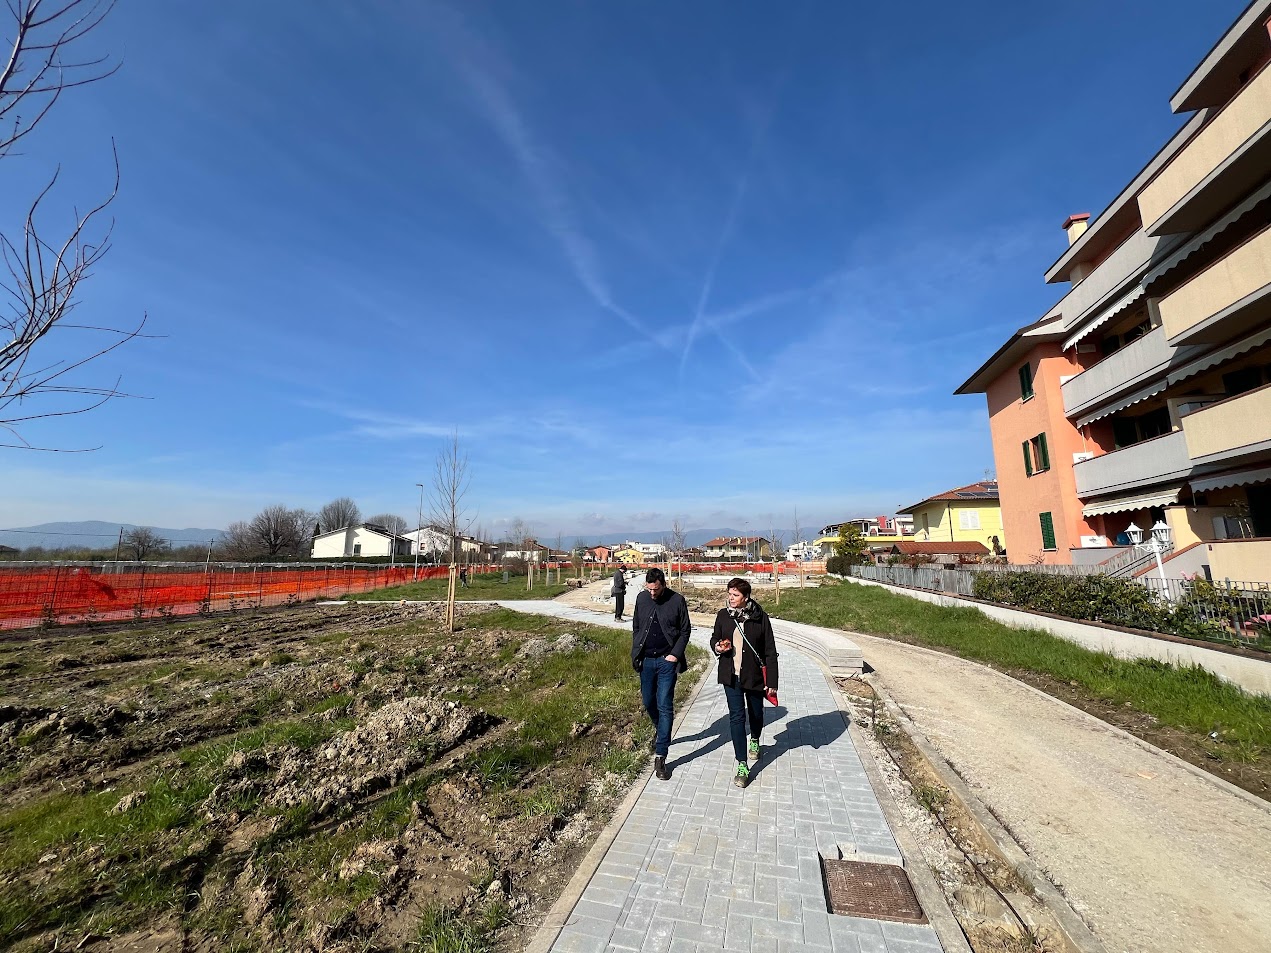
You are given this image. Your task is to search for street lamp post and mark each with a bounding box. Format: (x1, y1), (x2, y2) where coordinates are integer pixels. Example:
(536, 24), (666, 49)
(414, 483), (425, 581)
(1126, 519), (1172, 597)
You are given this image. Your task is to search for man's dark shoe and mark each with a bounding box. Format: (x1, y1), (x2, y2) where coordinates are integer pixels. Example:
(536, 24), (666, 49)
(654, 756), (670, 781)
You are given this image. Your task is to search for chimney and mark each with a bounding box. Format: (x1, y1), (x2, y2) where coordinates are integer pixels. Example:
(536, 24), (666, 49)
(1062, 213), (1091, 246)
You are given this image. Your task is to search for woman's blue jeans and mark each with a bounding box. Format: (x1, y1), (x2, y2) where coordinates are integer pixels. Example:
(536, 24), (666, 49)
(640, 656), (677, 757)
(724, 683), (765, 763)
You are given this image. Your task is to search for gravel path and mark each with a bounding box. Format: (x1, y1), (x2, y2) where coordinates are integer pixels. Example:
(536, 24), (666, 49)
(857, 631), (1271, 953)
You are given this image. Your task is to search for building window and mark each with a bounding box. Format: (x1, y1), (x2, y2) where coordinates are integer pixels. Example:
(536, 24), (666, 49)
(353, 543), (362, 556)
(958, 510), (981, 530)
(1030, 433), (1050, 472)
(1019, 362), (1034, 401)
(1022, 433), (1049, 476)
(1039, 512), (1056, 551)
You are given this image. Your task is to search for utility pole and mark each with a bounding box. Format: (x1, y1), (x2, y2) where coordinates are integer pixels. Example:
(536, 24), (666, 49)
(114, 527), (123, 562)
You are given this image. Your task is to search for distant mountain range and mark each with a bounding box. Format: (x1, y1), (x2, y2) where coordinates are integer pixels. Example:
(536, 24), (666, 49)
(0, 521), (227, 551)
(0, 522), (818, 554)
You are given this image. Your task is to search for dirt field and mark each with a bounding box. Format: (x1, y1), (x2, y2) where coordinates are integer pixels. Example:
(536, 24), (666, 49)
(0, 601), (696, 952)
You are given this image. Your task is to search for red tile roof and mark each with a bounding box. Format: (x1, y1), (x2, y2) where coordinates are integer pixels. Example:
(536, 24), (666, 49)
(892, 541), (990, 556)
(897, 481), (999, 514)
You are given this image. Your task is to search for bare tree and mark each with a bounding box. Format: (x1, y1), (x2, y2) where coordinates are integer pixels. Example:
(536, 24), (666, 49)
(221, 505), (314, 559)
(1, 0), (147, 450)
(366, 513), (407, 535)
(792, 508), (802, 548)
(318, 497), (360, 533)
(669, 518), (686, 557)
(427, 430), (471, 564)
(122, 526), (167, 560)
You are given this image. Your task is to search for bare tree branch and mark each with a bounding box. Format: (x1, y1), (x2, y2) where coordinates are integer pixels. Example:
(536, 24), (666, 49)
(428, 430), (471, 565)
(317, 497), (361, 533)
(1, 0), (141, 450)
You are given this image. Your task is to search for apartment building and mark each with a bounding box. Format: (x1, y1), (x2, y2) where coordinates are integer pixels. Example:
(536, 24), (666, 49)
(813, 516), (915, 557)
(957, 1), (1271, 583)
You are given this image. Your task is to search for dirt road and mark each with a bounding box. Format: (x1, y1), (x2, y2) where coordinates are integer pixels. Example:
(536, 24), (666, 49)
(857, 631), (1271, 953)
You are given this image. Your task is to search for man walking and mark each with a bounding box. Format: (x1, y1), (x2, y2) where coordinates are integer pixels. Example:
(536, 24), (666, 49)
(611, 567), (627, 621)
(631, 568), (693, 781)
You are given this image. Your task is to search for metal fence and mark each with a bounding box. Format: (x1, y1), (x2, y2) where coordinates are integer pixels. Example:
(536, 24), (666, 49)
(847, 564), (976, 596)
(0, 562), (488, 631)
(1141, 577), (1271, 641)
(967, 562), (1104, 576)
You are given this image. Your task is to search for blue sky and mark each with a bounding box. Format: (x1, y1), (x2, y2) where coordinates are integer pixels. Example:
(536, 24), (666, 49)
(0, 0), (1249, 541)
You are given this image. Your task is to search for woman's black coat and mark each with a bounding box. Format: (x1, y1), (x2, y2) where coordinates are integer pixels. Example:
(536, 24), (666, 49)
(709, 602), (779, 691)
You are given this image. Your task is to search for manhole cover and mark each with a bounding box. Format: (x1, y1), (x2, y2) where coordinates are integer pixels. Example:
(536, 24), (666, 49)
(822, 859), (927, 924)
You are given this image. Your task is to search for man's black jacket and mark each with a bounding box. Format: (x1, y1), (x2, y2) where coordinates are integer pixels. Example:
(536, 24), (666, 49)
(631, 586), (692, 673)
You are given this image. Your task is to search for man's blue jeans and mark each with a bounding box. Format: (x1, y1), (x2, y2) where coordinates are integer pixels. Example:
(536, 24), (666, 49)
(640, 656), (677, 757)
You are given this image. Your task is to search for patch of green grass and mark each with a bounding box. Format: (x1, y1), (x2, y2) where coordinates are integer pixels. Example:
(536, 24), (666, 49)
(177, 715), (356, 775)
(412, 903), (505, 953)
(912, 782), (949, 814)
(516, 783), (572, 819)
(267, 651), (297, 666)
(308, 693), (353, 714)
(347, 571), (571, 603)
(598, 746), (645, 777)
(775, 582), (1271, 752)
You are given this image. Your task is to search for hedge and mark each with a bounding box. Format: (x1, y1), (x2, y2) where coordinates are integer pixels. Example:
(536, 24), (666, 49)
(970, 571), (1244, 643)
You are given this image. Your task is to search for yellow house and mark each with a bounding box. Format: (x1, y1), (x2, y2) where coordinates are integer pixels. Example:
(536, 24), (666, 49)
(613, 547), (645, 564)
(897, 481), (1006, 554)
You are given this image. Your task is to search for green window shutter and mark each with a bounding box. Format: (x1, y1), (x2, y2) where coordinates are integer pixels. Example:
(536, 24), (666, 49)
(1022, 440), (1033, 477)
(1039, 512), (1056, 550)
(1037, 432), (1050, 470)
(1019, 363), (1034, 399)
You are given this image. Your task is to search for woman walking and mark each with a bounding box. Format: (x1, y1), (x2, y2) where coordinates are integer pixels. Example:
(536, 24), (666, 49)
(710, 577), (779, 788)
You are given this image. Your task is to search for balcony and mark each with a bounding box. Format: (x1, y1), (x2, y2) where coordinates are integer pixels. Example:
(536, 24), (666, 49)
(1137, 64), (1271, 235)
(1062, 326), (1173, 419)
(1073, 429), (1192, 498)
(1159, 224), (1271, 345)
(1182, 382), (1271, 464)
(1056, 229), (1182, 336)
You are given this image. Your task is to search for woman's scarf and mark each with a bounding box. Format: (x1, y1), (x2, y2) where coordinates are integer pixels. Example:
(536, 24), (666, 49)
(725, 599), (758, 681)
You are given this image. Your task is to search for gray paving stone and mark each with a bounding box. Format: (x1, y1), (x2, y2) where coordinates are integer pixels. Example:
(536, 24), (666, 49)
(526, 607), (948, 953)
(609, 925), (647, 948)
(560, 915), (616, 940)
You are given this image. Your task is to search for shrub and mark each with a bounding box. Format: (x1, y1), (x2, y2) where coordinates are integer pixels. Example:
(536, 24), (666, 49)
(970, 571), (1242, 643)
(826, 555), (863, 576)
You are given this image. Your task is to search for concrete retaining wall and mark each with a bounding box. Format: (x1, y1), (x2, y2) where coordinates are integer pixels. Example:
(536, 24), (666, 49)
(843, 576), (1271, 698)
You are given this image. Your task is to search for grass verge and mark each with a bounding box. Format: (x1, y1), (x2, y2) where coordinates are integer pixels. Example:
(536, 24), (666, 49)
(773, 581), (1271, 759)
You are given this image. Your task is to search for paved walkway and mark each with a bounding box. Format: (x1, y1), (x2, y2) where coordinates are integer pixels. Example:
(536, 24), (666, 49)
(502, 601), (947, 953)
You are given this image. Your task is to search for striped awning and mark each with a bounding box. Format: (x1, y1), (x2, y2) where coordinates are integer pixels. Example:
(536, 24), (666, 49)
(1064, 285), (1147, 351)
(1167, 327), (1271, 387)
(1191, 466), (1271, 494)
(1074, 378), (1169, 428)
(1082, 486), (1183, 517)
(1144, 179), (1271, 287)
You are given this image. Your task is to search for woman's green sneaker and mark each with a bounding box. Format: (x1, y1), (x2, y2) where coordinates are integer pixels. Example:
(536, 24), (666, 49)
(734, 761), (749, 788)
(747, 739), (760, 761)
